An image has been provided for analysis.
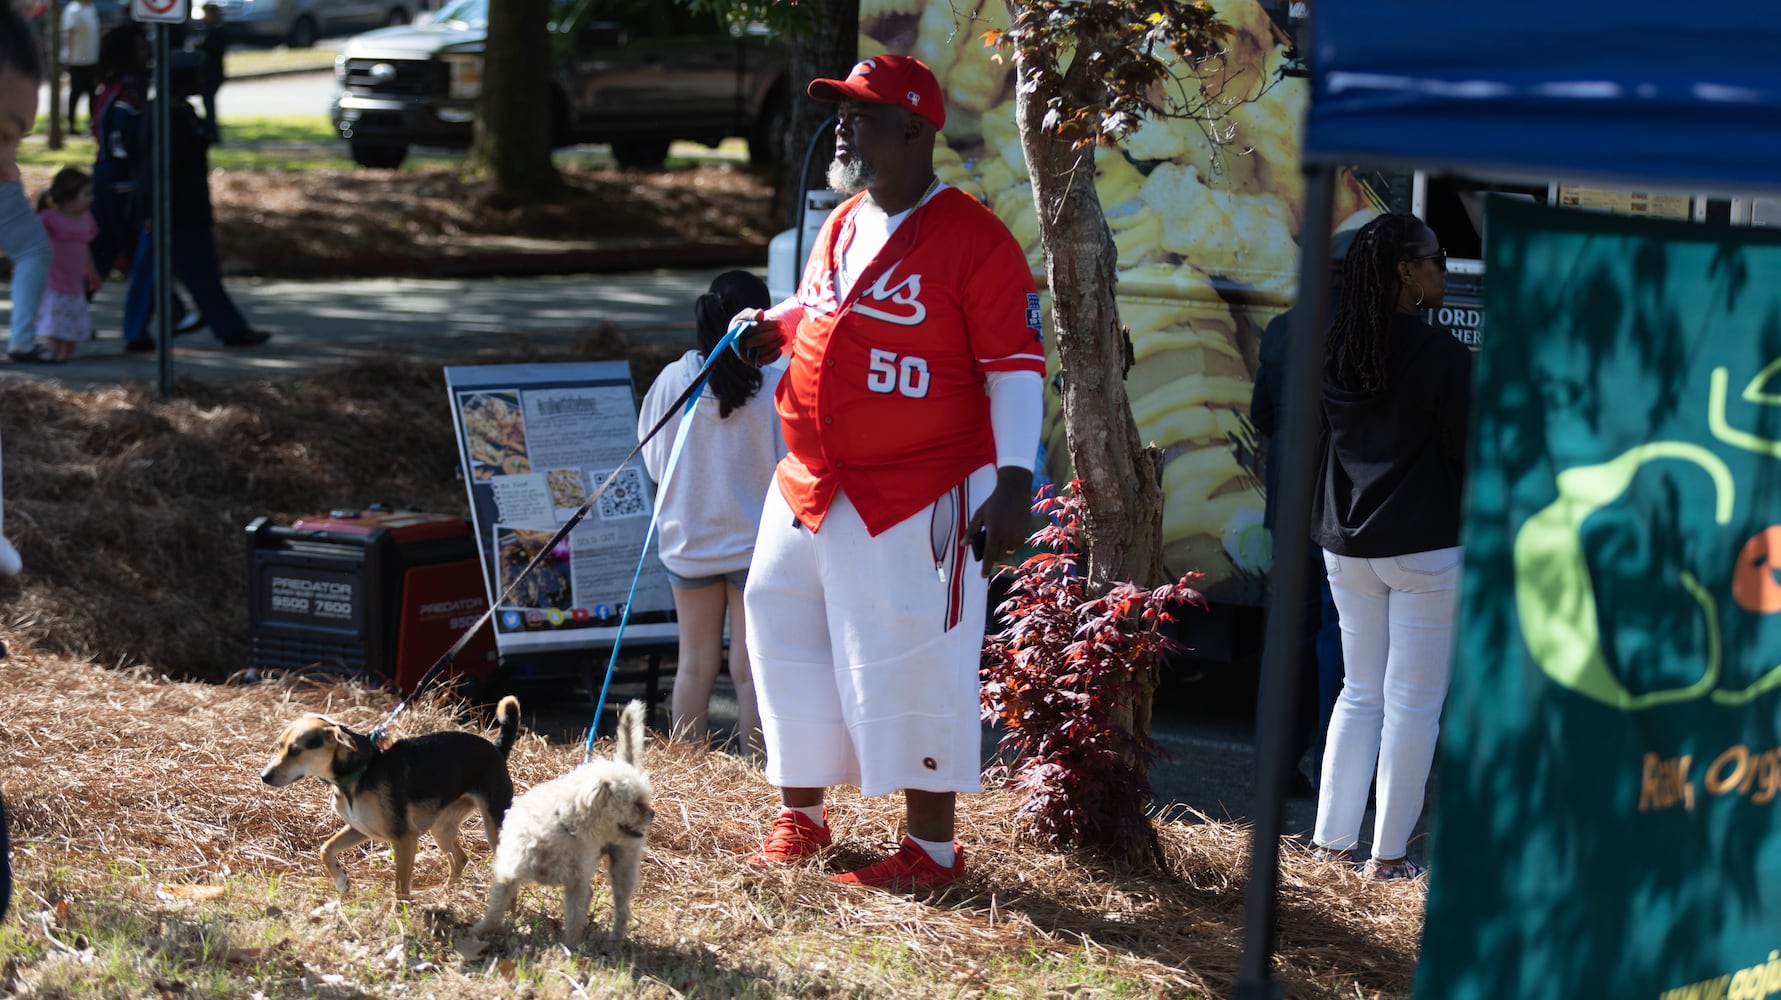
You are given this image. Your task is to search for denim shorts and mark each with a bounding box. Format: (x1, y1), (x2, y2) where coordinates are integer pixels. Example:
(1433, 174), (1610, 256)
(666, 567), (748, 591)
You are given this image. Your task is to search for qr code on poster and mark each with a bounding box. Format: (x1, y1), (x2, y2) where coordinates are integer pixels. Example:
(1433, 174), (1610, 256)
(591, 466), (649, 520)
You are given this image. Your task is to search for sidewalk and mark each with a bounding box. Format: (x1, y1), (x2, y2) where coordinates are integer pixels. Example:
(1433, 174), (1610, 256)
(0, 269), (734, 388)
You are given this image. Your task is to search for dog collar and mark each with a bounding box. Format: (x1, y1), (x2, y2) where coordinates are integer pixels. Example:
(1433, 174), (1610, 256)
(331, 765), (366, 793)
(330, 732), (380, 794)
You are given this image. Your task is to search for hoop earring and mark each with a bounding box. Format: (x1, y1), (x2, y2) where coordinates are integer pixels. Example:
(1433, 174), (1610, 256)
(1412, 283), (1426, 308)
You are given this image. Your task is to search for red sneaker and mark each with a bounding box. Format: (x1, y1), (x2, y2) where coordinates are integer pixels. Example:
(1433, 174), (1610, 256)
(831, 837), (965, 890)
(751, 808), (832, 865)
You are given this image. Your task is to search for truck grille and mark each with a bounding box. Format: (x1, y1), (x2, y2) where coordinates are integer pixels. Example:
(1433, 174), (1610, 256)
(341, 58), (441, 97)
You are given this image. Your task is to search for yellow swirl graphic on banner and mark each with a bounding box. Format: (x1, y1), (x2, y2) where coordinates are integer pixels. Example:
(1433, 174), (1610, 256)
(1515, 443), (1734, 710)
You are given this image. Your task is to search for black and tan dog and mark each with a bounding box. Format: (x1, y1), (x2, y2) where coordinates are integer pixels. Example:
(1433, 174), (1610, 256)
(261, 697), (521, 900)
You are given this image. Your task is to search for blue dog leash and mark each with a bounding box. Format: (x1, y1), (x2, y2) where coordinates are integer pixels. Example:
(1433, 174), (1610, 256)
(581, 366), (698, 760)
(372, 316), (755, 746)
(581, 316), (750, 759)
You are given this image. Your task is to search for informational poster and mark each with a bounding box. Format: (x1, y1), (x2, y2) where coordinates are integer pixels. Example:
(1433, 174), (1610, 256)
(1417, 199), (1781, 999)
(1556, 183), (1692, 219)
(444, 362), (675, 653)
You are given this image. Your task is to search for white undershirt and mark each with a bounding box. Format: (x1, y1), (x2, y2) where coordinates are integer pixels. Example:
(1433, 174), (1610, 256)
(834, 183), (939, 300)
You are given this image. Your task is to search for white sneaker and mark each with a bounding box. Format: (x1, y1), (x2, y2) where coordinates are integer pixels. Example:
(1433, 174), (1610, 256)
(0, 535), (22, 576)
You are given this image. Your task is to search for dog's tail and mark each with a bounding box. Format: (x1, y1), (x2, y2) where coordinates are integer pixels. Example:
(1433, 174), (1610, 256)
(493, 696), (522, 760)
(614, 700), (645, 767)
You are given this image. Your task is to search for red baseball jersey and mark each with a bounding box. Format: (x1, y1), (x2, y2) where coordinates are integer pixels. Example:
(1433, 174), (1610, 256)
(776, 186), (1046, 536)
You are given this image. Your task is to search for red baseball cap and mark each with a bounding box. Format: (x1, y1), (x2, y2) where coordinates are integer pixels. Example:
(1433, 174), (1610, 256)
(807, 55), (946, 131)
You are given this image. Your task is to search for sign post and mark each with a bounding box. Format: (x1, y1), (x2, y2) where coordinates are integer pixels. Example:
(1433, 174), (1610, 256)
(131, 0), (186, 397)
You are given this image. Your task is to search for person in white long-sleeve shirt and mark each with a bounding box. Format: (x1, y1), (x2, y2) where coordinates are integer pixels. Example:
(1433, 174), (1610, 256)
(637, 270), (783, 755)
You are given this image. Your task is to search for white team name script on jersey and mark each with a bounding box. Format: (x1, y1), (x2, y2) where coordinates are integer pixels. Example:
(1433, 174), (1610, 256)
(851, 266), (927, 326)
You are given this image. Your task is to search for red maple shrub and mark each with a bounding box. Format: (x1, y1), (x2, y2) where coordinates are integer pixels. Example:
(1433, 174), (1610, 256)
(980, 481), (1207, 861)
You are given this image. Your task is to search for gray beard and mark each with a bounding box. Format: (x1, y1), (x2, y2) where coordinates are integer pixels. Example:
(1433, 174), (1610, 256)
(826, 157), (872, 196)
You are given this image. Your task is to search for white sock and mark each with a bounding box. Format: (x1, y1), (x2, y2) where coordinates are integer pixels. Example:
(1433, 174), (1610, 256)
(908, 834), (955, 867)
(781, 804), (826, 828)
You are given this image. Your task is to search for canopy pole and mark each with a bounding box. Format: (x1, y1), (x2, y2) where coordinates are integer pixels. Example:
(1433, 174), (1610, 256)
(1232, 160), (1337, 1000)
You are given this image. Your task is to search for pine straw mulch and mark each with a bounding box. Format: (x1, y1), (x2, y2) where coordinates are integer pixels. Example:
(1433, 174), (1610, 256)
(0, 648), (1424, 999)
(0, 330), (684, 682)
(206, 162), (779, 277)
(10, 160), (777, 280)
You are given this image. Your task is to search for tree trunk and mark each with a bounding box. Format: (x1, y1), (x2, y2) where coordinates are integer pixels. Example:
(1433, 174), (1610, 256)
(1013, 46), (1167, 841)
(45, 0), (61, 151)
(1012, 64), (1165, 595)
(469, 0), (560, 200)
(777, 0), (856, 228)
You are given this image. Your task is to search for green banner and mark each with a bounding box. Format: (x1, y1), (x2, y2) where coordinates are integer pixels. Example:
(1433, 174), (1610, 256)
(1417, 199), (1781, 1000)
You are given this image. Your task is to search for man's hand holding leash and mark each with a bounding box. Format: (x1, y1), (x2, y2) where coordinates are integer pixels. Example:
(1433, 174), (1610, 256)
(731, 308), (787, 367)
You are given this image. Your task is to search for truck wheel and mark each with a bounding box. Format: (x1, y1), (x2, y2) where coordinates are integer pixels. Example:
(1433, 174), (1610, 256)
(610, 141), (669, 170)
(287, 15), (318, 49)
(351, 142), (408, 169)
(748, 90), (789, 170)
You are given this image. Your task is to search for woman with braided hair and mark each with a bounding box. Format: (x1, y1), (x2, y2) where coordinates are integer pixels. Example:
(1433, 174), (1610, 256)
(1308, 212), (1473, 880)
(638, 270), (783, 756)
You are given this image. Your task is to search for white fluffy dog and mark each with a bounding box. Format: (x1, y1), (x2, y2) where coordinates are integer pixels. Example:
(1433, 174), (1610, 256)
(469, 700), (655, 945)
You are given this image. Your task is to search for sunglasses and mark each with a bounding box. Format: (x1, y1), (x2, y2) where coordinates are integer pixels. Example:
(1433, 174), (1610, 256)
(1403, 249), (1448, 271)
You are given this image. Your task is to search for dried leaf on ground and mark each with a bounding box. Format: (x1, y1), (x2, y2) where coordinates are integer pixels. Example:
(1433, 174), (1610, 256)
(0, 650), (1423, 998)
(0, 332), (681, 680)
(209, 164), (777, 274)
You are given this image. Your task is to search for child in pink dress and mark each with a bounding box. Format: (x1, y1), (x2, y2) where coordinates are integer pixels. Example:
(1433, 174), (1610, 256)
(36, 167), (100, 361)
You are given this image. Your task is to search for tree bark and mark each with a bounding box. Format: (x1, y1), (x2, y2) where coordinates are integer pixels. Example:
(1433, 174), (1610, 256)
(1012, 64), (1165, 595)
(469, 0), (560, 200)
(1013, 44), (1167, 841)
(777, 0), (856, 228)
(45, 0), (61, 150)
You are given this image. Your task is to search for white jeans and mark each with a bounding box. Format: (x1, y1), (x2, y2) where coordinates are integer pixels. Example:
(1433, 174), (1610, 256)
(1313, 546), (1462, 860)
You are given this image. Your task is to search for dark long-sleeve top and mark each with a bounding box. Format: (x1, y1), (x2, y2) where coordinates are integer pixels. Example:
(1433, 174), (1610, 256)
(1311, 311), (1473, 559)
(128, 97), (214, 231)
(1250, 308), (1290, 530)
(1251, 303), (1333, 532)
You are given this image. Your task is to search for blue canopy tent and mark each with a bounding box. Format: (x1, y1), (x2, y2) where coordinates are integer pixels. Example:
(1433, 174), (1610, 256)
(1236, 3), (1781, 995)
(1305, 4), (1781, 194)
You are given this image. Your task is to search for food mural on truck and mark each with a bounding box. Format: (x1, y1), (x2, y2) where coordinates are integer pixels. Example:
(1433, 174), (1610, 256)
(858, 0), (1388, 603)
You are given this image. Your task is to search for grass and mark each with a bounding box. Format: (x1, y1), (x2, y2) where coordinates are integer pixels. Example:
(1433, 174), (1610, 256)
(222, 45), (340, 79)
(0, 858), (1221, 999)
(21, 113), (352, 172)
(0, 605), (1422, 999)
(19, 113), (750, 174)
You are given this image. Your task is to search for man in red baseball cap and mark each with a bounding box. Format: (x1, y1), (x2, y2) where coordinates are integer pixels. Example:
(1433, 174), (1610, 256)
(734, 50), (1046, 892)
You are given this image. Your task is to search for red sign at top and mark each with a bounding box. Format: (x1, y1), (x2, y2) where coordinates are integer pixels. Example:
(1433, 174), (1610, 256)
(131, 0), (189, 23)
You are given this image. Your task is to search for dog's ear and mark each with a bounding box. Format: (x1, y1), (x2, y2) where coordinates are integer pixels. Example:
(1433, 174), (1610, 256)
(328, 723), (358, 754)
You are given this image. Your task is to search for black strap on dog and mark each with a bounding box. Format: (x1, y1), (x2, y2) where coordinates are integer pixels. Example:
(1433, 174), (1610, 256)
(367, 319), (756, 744)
